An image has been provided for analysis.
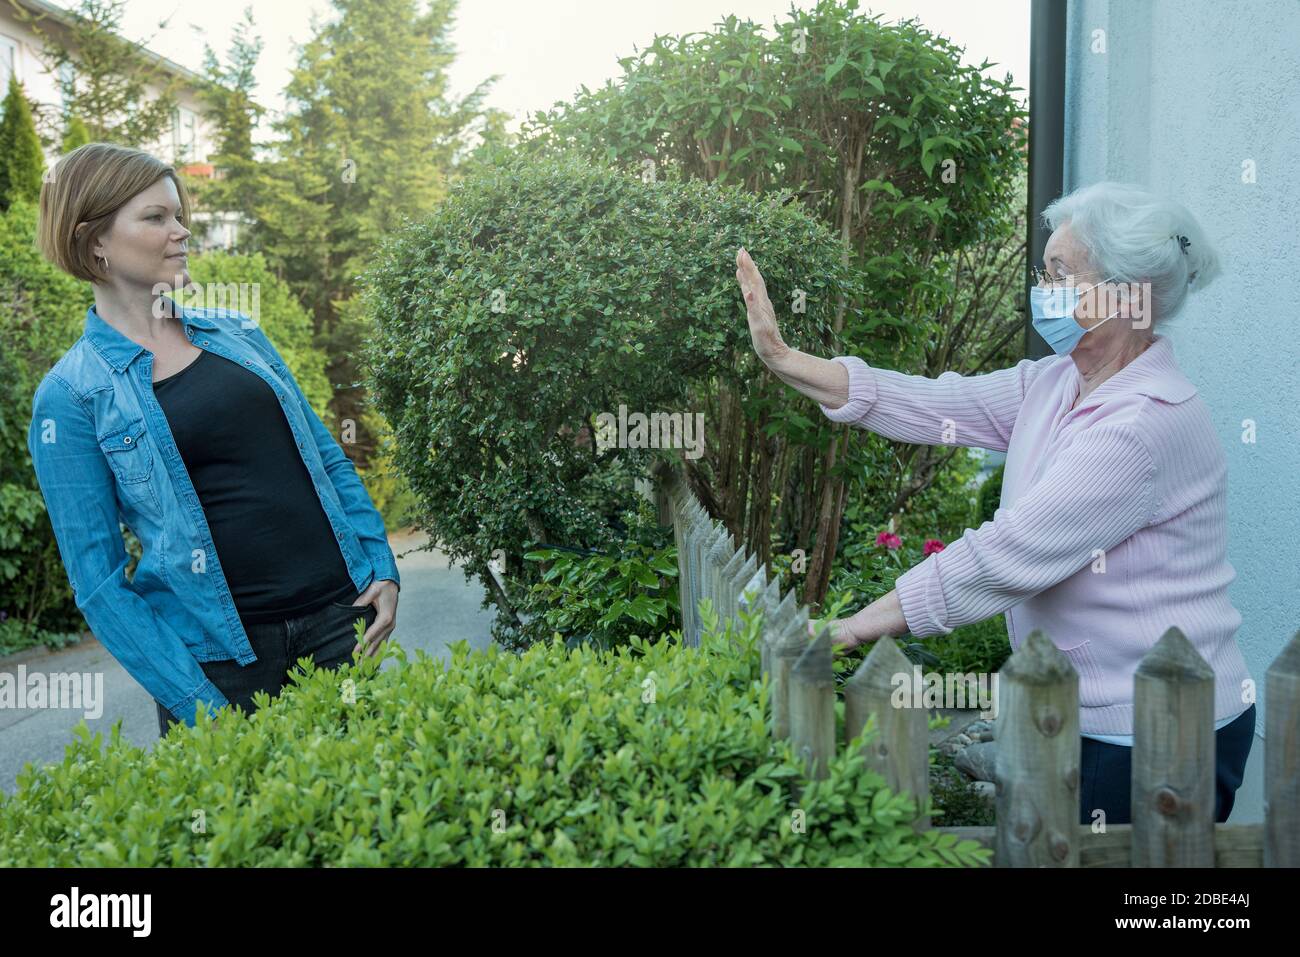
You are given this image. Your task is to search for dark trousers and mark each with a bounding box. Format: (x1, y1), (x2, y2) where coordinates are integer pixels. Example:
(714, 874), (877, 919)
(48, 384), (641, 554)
(157, 589), (377, 736)
(1078, 704), (1256, 825)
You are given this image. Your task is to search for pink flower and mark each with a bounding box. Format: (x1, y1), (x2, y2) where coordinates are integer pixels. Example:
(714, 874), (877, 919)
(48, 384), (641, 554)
(923, 539), (946, 556)
(875, 531), (902, 550)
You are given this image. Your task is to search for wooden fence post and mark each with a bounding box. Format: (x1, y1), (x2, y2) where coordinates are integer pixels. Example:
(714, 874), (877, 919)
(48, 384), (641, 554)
(1131, 627), (1215, 866)
(704, 524), (731, 616)
(719, 549), (746, 628)
(789, 627), (835, 786)
(1265, 631), (1300, 867)
(995, 630), (1080, 867)
(846, 636), (930, 829)
(748, 574), (782, 678)
(684, 507), (707, 647)
(767, 590), (804, 741)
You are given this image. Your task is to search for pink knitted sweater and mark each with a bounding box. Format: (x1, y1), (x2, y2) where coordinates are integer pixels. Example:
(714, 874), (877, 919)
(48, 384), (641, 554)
(818, 334), (1252, 735)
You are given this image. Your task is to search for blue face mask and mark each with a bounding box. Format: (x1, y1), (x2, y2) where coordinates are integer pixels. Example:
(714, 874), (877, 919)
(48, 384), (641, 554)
(1029, 277), (1120, 356)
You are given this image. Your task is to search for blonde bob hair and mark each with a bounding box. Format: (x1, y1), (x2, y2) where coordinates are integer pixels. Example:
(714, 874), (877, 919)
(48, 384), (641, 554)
(37, 142), (192, 284)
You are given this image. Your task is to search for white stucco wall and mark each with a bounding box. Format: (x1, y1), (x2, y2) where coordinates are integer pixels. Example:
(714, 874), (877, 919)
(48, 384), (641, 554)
(1064, 0), (1300, 825)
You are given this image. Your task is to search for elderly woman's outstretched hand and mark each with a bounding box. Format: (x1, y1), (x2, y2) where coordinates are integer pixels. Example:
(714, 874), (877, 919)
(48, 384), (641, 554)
(808, 617), (871, 651)
(735, 247), (789, 365)
(807, 592), (910, 653)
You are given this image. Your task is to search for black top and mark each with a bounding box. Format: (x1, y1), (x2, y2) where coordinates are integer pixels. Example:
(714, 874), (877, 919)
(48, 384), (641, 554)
(152, 347), (357, 624)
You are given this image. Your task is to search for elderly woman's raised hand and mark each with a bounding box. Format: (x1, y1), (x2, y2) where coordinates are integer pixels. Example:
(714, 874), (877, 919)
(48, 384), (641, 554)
(735, 247), (789, 366)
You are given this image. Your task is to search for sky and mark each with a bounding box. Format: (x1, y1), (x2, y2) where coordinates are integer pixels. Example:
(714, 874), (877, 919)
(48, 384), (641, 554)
(109, 0), (1030, 133)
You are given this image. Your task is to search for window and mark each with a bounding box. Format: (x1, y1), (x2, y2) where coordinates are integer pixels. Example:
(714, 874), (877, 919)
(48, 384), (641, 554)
(58, 61), (74, 106)
(0, 34), (17, 92)
(171, 105), (197, 163)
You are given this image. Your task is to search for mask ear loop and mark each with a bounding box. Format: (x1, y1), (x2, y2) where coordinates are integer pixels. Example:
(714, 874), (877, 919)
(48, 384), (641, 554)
(1076, 274), (1124, 328)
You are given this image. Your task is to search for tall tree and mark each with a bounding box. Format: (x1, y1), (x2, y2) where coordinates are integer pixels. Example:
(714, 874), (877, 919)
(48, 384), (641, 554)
(60, 115), (91, 153)
(13, 0), (181, 150)
(255, 0), (497, 466)
(0, 74), (45, 210)
(523, 0), (1027, 610)
(189, 5), (265, 251)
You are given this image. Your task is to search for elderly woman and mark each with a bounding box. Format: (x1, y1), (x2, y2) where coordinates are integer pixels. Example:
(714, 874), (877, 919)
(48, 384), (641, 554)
(734, 181), (1255, 826)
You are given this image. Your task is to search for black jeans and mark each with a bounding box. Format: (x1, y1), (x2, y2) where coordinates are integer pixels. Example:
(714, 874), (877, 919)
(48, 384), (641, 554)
(1078, 704), (1256, 825)
(156, 588), (378, 736)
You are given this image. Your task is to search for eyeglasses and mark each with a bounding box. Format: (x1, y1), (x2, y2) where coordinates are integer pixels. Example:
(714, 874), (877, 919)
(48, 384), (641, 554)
(1031, 264), (1106, 287)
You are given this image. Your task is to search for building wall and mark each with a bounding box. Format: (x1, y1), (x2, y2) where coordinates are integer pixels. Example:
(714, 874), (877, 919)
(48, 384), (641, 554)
(0, 4), (239, 251)
(1064, 0), (1300, 824)
(0, 5), (215, 166)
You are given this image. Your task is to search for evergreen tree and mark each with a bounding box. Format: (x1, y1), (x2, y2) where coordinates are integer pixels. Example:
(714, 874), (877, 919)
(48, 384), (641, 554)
(11, 0), (180, 150)
(255, 0), (496, 465)
(0, 74), (46, 211)
(193, 5), (264, 247)
(60, 115), (91, 153)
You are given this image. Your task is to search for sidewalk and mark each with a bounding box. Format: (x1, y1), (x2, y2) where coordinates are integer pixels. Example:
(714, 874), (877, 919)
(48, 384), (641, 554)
(0, 528), (495, 795)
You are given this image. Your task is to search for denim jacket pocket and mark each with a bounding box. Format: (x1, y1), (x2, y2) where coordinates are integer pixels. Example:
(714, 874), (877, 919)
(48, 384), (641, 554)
(98, 417), (159, 513)
(98, 417), (153, 483)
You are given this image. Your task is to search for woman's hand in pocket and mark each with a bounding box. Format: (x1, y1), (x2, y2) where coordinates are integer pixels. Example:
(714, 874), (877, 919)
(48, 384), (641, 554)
(352, 579), (399, 658)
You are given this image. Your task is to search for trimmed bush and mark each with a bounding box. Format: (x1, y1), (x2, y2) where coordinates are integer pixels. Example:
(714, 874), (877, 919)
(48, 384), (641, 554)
(361, 152), (853, 648)
(0, 608), (989, 867)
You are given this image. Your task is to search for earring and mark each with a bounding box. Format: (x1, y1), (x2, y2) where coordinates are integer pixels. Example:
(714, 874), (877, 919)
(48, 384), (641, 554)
(96, 253), (109, 271)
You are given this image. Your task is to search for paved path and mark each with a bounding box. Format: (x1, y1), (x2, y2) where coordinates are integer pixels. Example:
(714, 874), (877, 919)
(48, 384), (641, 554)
(0, 529), (495, 795)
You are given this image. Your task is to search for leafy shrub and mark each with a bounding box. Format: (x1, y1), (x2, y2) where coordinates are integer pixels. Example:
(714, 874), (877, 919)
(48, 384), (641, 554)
(361, 152), (852, 647)
(0, 199), (91, 651)
(975, 462), (1005, 527)
(0, 607), (989, 867)
(929, 748), (996, 828)
(521, 498), (679, 652)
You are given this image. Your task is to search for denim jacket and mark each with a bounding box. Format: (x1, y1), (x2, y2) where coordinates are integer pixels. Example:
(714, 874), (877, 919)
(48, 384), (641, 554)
(26, 301), (400, 727)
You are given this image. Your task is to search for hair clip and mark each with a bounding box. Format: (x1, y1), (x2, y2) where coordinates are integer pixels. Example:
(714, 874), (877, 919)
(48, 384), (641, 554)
(1171, 234), (1191, 254)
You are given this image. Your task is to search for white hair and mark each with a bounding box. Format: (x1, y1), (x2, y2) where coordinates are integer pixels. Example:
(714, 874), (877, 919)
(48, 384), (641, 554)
(1041, 181), (1220, 324)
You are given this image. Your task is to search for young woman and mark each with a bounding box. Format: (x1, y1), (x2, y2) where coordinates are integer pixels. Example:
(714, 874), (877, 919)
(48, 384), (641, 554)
(27, 143), (400, 736)
(736, 181), (1256, 826)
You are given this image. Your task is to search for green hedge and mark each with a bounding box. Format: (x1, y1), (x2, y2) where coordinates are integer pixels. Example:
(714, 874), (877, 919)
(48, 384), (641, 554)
(0, 608), (989, 867)
(0, 199), (92, 653)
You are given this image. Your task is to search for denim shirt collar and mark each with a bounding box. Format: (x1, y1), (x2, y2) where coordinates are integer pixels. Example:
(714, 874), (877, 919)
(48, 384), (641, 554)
(83, 299), (220, 373)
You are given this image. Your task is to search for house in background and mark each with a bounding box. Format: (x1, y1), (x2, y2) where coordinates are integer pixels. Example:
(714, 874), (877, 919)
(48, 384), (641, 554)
(0, 0), (249, 251)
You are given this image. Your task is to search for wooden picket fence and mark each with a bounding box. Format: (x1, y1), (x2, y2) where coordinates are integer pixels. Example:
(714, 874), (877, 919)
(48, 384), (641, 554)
(651, 460), (1299, 867)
